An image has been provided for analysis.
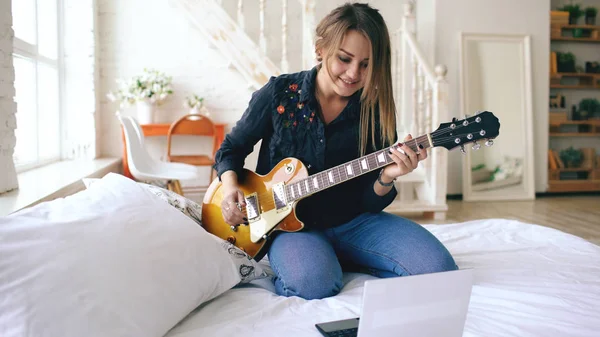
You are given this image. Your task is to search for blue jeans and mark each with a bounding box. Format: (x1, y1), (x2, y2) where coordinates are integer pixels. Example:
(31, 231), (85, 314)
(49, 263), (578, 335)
(267, 212), (458, 300)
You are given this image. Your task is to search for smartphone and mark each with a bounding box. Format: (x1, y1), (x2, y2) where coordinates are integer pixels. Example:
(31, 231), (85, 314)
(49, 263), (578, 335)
(315, 317), (360, 337)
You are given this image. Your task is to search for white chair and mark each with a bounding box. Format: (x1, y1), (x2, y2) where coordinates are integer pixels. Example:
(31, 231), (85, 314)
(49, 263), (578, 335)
(117, 114), (201, 195)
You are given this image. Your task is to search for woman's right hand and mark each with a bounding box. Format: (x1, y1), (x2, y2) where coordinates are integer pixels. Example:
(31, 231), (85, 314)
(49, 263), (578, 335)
(220, 184), (247, 226)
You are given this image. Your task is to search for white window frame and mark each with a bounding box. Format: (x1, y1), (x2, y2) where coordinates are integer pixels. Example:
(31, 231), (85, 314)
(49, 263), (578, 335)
(12, 0), (66, 173)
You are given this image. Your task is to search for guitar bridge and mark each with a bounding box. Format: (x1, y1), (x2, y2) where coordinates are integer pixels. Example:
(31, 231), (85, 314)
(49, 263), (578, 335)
(244, 193), (260, 221)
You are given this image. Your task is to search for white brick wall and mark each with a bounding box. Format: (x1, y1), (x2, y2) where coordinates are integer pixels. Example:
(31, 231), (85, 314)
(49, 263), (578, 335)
(0, 2), (18, 193)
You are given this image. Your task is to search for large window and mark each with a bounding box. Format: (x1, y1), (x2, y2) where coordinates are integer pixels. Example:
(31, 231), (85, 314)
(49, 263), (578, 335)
(12, 0), (62, 171)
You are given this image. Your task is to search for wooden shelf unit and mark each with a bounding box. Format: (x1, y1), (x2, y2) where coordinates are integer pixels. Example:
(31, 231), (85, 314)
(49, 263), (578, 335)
(548, 17), (600, 193)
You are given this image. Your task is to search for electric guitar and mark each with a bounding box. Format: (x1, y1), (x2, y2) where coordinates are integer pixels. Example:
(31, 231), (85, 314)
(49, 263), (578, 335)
(201, 111), (500, 261)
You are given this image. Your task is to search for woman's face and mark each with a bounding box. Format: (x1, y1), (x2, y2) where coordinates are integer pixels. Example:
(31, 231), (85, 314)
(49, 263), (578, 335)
(321, 30), (371, 98)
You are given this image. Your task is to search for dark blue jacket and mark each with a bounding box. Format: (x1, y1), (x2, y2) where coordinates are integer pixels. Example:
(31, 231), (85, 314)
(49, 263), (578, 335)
(213, 66), (397, 229)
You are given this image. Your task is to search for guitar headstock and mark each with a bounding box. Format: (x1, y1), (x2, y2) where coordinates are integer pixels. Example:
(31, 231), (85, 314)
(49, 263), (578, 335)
(431, 111), (500, 152)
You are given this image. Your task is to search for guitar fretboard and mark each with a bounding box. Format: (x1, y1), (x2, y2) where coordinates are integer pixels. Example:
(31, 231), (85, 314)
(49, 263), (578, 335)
(284, 134), (431, 202)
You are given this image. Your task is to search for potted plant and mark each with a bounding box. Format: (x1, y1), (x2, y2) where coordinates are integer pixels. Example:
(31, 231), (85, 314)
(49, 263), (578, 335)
(107, 68), (174, 124)
(585, 61), (600, 74)
(559, 4), (584, 24)
(559, 147), (583, 168)
(578, 98), (600, 120)
(184, 94), (205, 115)
(585, 7), (597, 25)
(557, 52), (576, 73)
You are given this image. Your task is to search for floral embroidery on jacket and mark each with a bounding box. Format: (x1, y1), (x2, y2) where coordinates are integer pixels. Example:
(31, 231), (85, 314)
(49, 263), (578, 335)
(278, 83), (314, 129)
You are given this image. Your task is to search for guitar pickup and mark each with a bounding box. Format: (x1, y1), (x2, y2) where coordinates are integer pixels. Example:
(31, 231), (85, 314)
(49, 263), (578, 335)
(272, 183), (288, 211)
(244, 193), (260, 221)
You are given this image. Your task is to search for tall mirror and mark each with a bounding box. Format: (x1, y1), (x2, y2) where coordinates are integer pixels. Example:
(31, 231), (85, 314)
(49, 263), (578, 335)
(459, 33), (535, 201)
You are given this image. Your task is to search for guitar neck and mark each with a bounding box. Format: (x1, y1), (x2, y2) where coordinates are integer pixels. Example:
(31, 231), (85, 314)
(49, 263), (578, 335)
(284, 134), (432, 202)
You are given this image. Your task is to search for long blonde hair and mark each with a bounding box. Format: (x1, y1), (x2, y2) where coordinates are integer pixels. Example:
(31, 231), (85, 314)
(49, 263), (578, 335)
(315, 3), (396, 155)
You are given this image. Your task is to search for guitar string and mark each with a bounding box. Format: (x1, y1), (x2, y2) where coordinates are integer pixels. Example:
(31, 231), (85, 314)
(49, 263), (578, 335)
(224, 135), (434, 211)
(222, 127), (493, 213)
(226, 145), (416, 212)
(227, 140), (423, 210)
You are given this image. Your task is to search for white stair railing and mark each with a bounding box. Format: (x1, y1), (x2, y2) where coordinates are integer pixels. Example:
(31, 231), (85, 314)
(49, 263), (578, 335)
(171, 0), (280, 90)
(231, 0), (317, 73)
(391, 3), (449, 217)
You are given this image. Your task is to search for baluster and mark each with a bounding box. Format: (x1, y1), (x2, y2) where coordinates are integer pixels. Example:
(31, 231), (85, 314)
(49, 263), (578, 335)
(281, 0), (289, 72)
(237, 0), (244, 30)
(301, 0), (316, 69)
(392, 31), (400, 112)
(424, 80), (432, 134)
(259, 0), (267, 55)
(411, 54), (419, 136)
(417, 65), (425, 136)
(399, 30), (409, 137)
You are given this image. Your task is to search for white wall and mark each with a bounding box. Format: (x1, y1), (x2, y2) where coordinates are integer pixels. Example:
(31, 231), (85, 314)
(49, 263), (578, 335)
(419, 0), (550, 194)
(0, 1), (18, 193)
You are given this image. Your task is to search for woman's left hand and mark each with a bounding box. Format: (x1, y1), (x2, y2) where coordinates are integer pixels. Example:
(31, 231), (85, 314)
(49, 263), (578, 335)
(381, 134), (428, 182)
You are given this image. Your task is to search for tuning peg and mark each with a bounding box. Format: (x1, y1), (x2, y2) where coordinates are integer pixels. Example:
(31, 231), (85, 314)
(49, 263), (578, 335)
(452, 117), (458, 122)
(485, 139), (494, 147)
(472, 142), (481, 150)
(460, 145), (466, 154)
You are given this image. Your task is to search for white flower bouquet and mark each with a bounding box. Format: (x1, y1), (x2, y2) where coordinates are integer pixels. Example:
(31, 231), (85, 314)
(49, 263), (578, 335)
(184, 94), (204, 109)
(107, 68), (174, 107)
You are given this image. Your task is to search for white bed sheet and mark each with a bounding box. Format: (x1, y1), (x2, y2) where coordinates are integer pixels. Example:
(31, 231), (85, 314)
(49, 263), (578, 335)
(165, 219), (600, 337)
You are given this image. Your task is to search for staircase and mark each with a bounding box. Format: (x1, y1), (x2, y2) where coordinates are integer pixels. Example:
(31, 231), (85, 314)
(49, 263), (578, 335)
(172, 0), (449, 219)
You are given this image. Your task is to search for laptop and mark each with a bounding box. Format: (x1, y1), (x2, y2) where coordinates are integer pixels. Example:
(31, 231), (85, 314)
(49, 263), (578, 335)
(315, 268), (473, 337)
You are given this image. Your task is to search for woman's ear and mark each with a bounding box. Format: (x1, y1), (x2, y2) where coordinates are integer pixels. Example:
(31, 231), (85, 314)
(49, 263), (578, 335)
(315, 49), (323, 62)
(315, 37), (323, 62)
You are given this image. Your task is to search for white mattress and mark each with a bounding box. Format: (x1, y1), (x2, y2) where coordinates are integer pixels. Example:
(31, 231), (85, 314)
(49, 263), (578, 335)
(165, 219), (600, 337)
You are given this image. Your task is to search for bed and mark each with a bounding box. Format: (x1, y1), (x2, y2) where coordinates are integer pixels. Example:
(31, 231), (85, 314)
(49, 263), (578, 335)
(165, 219), (600, 337)
(1, 173), (599, 337)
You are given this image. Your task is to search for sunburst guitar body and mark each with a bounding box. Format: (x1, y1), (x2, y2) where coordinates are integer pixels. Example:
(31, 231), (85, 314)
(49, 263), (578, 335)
(201, 111), (500, 261)
(202, 158), (309, 261)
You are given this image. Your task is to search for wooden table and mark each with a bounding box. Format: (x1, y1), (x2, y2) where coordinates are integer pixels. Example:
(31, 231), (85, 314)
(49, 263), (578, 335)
(121, 123), (226, 179)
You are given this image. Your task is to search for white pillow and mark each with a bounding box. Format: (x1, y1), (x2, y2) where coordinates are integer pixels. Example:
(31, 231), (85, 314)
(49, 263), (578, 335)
(0, 173), (246, 337)
(82, 177), (269, 284)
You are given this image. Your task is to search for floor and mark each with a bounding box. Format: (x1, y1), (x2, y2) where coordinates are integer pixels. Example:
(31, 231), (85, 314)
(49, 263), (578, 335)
(408, 195), (600, 246)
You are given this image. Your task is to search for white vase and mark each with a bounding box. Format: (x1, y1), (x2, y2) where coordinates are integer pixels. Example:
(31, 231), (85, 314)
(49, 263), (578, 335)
(136, 101), (156, 124)
(190, 106), (201, 115)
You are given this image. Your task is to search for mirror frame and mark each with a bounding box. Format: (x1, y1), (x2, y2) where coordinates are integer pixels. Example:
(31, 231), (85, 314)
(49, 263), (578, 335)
(459, 32), (535, 201)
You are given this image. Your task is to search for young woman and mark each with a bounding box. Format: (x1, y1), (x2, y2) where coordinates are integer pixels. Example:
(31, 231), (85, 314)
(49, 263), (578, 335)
(213, 3), (457, 300)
